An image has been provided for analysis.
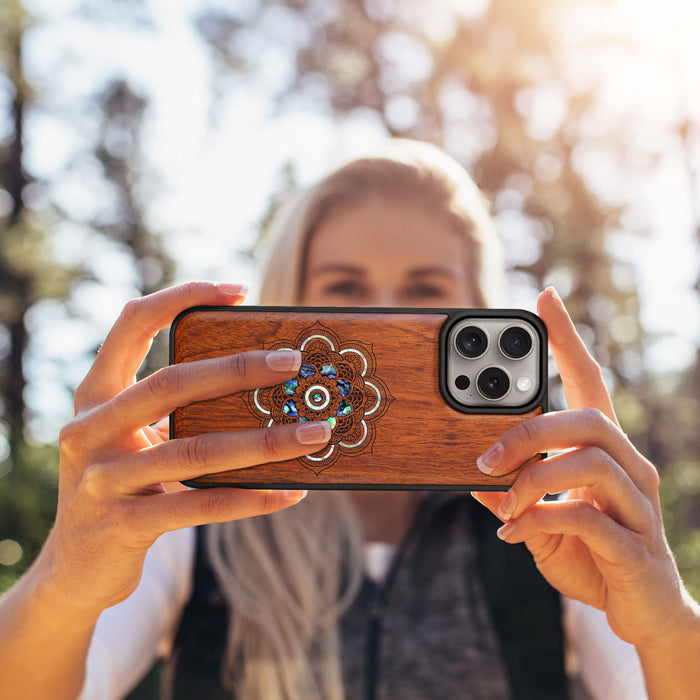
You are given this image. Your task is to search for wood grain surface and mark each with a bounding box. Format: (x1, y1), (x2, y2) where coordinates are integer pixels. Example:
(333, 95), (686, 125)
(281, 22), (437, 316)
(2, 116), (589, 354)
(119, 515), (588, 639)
(171, 309), (544, 489)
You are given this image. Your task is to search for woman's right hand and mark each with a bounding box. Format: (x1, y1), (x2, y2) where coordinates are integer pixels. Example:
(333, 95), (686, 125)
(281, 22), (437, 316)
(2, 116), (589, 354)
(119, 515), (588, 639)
(42, 282), (330, 615)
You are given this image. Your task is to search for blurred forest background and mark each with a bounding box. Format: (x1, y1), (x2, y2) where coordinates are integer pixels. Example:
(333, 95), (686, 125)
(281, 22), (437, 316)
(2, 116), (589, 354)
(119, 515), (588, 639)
(1, 0), (700, 693)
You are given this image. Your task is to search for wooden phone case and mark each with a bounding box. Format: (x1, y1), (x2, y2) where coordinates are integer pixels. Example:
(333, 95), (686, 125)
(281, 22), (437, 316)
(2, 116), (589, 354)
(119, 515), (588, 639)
(170, 307), (547, 490)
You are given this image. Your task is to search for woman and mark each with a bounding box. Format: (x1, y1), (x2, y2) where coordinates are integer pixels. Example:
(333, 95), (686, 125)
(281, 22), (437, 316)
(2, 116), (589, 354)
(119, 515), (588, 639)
(0, 140), (698, 699)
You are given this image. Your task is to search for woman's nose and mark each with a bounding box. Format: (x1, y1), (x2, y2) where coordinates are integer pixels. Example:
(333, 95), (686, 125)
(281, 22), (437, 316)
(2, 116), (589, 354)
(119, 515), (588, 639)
(367, 289), (398, 307)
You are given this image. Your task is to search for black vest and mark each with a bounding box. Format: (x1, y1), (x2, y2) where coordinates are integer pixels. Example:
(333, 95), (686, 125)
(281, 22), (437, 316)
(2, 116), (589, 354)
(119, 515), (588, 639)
(162, 495), (568, 699)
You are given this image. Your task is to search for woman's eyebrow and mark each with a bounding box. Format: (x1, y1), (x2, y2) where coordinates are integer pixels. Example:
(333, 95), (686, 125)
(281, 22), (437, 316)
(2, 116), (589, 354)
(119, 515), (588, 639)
(407, 267), (460, 280)
(311, 263), (366, 276)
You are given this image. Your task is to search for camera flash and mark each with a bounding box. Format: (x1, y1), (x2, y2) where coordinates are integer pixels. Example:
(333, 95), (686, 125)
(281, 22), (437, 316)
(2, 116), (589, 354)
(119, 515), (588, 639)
(516, 376), (533, 392)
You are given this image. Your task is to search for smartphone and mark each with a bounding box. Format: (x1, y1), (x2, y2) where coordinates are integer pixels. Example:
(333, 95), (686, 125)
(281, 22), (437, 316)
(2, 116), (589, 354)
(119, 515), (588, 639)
(170, 306), (547, 490)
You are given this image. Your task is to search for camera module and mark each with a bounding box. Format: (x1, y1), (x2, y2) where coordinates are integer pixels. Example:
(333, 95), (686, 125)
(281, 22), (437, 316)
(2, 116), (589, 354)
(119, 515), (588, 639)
(476, 366), (510, 400)
(498, 326), (533, 360)
(455, 325), (488, 359)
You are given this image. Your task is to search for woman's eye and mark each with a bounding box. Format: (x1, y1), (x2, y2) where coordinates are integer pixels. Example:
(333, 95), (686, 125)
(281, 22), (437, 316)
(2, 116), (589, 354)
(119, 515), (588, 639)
(403, 284), (450, 301)
(323, 280), (367, 300)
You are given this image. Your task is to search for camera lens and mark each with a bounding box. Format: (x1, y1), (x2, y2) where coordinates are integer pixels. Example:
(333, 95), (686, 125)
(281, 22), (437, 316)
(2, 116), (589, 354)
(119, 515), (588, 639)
(455, 326), (488, 359)
(455, 374), (470, 390)
(477, 367), (510, 400)
(499, 326), (533, 359)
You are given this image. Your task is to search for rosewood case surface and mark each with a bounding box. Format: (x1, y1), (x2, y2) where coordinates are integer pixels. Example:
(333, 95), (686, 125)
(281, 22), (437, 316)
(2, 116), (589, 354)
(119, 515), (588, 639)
(170, 307), (547, 490)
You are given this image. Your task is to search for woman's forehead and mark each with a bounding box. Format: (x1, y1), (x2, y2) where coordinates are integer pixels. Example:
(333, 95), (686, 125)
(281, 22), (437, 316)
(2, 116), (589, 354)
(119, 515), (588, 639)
(307, 197), (467, 264)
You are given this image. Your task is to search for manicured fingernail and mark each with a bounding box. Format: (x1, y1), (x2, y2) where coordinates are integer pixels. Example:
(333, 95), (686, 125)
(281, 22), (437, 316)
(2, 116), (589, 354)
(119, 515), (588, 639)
(497, 522), (516, 541)
(266, 349), (302, 372)
(215, 282), (249, 298)
(283, 489), (308, 502)
(546, 286), (563, 306)
(498, 490), (517, 520)
(296, 421), (331, 445)
(477, 442), (504, 474)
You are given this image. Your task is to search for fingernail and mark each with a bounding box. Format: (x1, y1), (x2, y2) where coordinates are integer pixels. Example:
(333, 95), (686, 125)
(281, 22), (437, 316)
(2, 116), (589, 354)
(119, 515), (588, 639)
(477, 442), (504, 474)
(497, 522), (516, 541)
(215, 282), (249, 298)
(283, 489), (308, 502)
(546, 286), (563, 306)
(497, 490), (517, 520)
(266, 349), (302, 372)
(296, 421), (331, 445)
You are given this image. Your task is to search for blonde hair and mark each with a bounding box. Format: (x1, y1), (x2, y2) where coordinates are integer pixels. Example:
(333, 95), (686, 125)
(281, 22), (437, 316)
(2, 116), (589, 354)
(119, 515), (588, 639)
(207, 139), (505, 699)
(258, 139), (505, 306)
(206, 494), (363, 699)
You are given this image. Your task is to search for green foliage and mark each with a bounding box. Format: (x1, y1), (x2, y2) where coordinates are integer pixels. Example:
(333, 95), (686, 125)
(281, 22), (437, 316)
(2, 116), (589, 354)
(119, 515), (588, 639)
(0, 441), (59, 592)
(614, 372), (700, 597)
(660, 458), (700, 602)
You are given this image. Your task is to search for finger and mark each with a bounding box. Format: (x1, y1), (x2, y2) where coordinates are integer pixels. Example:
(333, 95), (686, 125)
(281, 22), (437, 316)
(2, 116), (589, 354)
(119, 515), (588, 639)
(476, 408), (659, 497)
(508, 525), (605, 607)
(471, 490), (507, 520)
(111, 421), (332, 490)
(495, 498), (641, 567)
(471, 491), (602, 598)
(138, 486), (309, 537)
(495, 447), (654, 533)
(537, 287), (618, 424)
(143, 417), (170, 444)
(77, 282), (247, 409)
(97, 349), (302, 437)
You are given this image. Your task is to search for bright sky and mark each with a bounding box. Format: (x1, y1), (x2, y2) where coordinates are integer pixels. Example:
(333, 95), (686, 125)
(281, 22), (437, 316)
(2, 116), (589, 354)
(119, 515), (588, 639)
(563, 0), (700, 371)
(13, 0), (700, 441)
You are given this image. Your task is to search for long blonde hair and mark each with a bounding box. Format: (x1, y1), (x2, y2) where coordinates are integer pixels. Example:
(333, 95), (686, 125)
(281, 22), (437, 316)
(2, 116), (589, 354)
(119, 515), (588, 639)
(207, 139), (504, 699)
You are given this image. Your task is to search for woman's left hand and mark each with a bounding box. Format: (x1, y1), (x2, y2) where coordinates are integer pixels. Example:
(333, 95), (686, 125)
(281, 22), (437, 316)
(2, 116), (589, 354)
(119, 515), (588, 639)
(472, 287), (696, 651)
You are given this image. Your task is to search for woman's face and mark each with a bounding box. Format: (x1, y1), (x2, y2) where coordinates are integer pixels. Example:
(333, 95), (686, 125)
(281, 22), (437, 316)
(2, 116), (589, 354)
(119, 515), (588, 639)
(300, 195), (478, 307)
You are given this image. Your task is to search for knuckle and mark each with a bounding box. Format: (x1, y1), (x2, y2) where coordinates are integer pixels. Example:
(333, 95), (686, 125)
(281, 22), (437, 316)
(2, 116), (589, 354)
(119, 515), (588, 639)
(226, 352), (250, 381)
(638, 499), (658, 532)
(120, 296), (144, 324)
(203, 490), (234, 522)
(579, 406), (610, 430)
(639, 456), (661, 493)
(178, 435), (214, 471)
(585, 357), (605, 383)
(514, 463), (537, 494)
(145, 366), (180, 400)
(255, 490), (277, 514)
(182, 281), (208, 298)
(58, 420), (77, 452)
(59, 418), (87, 463)
(80, 463), (109, 500)
(257, 427), (282, 461)
(645, 461), (661, 490)
(120, 296), (156, 349)
(73, 380), (90, 412)
(621, 526), (648, 559)
(586, 445), (615, 476)
(515, 416), (543, 446)
(105, 498), (138, 535)
(571, 499), (598, 534)
(566, 357), (604, 391)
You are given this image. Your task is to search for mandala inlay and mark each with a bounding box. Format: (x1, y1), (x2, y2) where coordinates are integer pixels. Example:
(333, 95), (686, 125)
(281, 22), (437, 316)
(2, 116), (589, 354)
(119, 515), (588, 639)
(242, 322), (394, 475)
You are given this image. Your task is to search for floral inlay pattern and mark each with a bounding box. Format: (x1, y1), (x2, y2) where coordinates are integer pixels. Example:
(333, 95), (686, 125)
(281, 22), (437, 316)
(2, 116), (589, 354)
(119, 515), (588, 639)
(242, 322), (394, 474)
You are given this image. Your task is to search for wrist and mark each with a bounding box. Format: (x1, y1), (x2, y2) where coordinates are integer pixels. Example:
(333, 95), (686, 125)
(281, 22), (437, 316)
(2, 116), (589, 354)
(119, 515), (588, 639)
(635, 592), (700, 700)
(28, 533), (106, 624)
(31, 572), (104, 627)
(0, 538), (101, 700)
(636, 591), (700, 658)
